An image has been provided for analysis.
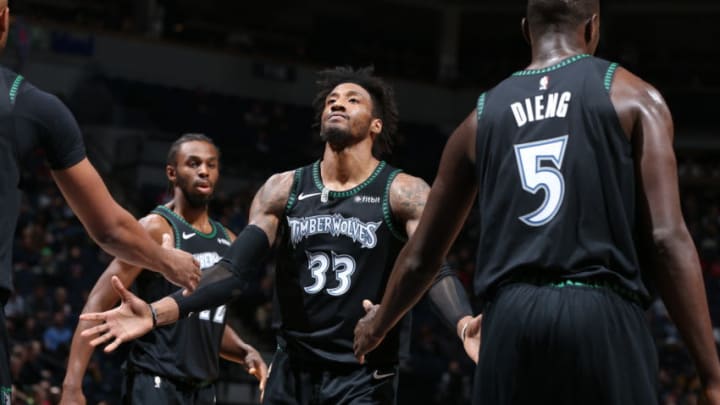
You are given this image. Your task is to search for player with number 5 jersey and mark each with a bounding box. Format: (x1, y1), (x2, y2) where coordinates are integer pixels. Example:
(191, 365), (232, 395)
(352, 0), (720, 403)
(473, 55), (646, 302)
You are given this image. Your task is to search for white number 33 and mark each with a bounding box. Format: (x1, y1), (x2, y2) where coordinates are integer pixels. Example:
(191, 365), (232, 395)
(513, 135), (568, 226)
(304, 251), (356, 296)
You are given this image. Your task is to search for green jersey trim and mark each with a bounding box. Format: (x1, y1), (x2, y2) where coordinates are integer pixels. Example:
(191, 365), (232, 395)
(312, 160), (387, 198)
(476, 92), (487, 120)
(285, 167), (304, 214)
(154, 205), (218, 239)
(9, 75), (23, 105)
(151, 206), (182, 249)
(512, 54), (590, 76)
(604, 63), (620, 92)
(382, 169), (407, 242)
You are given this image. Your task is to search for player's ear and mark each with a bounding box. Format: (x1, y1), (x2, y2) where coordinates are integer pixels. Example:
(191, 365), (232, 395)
(370, 118), (382, 137)
(585, 13), (600, 54)
(521, 17), (531, 45)
(166, 164), (176, 182)
(0, 7), (9, 35)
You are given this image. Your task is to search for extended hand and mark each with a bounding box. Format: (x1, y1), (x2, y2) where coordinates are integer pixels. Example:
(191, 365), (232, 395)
(458, 314), (482, 364)
(79, 275), (154, 352)
(700, 381), (720, 405)
(244, 347), (269, 401)
(160, 233), (201, 294)
(353, 299), (385, 364)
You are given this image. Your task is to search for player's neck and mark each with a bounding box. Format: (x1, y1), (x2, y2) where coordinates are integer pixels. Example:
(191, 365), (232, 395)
(173, 198), (211, 232)
(320, 145), (379, 191)
(528, 34), (589, 70)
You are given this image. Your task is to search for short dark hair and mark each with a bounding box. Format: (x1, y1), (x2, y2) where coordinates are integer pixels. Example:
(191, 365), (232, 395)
(312, 66), (399, 158)
(166, 133), (219, 167)
(526, 0), (599, 35)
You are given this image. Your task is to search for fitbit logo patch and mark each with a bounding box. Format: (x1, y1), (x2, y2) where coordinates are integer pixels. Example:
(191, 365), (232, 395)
(354, 195), (380, 204)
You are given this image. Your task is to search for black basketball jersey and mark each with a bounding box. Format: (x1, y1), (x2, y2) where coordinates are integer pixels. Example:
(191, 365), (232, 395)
(127, 205), (232, 381)
(473, 55), (649, 306)
(0, 67), (85, 295)
(274, 160), (409, 365)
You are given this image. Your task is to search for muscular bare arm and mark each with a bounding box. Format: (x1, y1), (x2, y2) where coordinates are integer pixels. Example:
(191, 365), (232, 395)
(385, 172), (479, 360)
(354, 111), (479, 360)
(60, 215), (169, 404)
(613, 68), (720, 395)
(51, 159), (200, 291)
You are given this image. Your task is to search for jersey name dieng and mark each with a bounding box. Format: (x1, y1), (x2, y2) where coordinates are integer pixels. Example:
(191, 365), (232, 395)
(510, 91), (572, 127)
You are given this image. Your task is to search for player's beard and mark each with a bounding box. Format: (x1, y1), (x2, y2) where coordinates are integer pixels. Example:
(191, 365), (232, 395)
(320, 126), (353, 151)
(176, 176), (212, 208)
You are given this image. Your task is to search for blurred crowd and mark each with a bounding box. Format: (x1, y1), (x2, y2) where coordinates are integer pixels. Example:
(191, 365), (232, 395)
(2, 8), (719, 403)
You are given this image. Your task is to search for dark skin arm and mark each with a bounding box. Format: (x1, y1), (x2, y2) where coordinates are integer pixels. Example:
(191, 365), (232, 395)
(60, 214), (168, 405)
(219, 326), (269, 395)
(356, 67), (720, 402)
(354, 112), (479, 359)
(613, 67), (720, 399)
(52, 159), (200, 291)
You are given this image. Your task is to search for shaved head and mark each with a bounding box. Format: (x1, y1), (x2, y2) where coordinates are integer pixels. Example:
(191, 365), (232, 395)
(526, 0), (599, 36)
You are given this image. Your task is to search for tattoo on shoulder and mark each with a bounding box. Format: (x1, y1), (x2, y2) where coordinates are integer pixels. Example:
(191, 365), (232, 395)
(253, 171), (294, 216)
(392, 174), (430, 220)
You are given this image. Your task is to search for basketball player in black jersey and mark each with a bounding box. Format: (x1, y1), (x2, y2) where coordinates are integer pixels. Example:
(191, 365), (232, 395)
(60, 134), (267, 405)
(78, 67), (479, 405)
(0, 1), (200, 400)
(353, 0), (720, 404)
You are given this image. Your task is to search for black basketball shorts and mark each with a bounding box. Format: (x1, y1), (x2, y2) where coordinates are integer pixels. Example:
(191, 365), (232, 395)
(473, 282), (658, 405)
(263, 348), (399, 405)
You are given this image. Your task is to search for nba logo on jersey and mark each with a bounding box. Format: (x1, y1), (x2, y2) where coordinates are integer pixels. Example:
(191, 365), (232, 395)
(539, 75), (549, 91)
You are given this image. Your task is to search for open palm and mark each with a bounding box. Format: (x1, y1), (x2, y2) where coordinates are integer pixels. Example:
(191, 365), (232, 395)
(79, 275), (154, 352)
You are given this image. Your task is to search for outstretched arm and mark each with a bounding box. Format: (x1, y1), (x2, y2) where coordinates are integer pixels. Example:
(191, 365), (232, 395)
(80, 171), (295, 352)
(615, 68), (720, 401)
(61, 215), (165, 404)
(354, 115), (479, 362)
(52, 159), (201, 292)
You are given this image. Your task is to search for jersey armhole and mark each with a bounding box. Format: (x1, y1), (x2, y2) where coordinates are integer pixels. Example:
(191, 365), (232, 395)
(217, 222), (232, 240)
(382, 169), (408, 242)
(9, 75), (24, 107)
(604, 63), (620, 93)
(150, 206), (182, 249)
(476, 92), (487, 121)
(284, 167), (304, 215)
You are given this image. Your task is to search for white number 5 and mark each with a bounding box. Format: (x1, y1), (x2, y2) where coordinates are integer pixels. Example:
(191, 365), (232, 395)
(513, 135), (568, 226)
